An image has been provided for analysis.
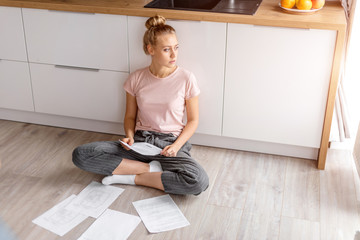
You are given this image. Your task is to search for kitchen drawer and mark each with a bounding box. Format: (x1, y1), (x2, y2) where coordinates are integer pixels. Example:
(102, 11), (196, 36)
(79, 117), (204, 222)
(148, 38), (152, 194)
(23, 9), (129, 72)
(0, 60), (34, 111)
(0, 6), (27, 61)
(30, 63), (127, 122)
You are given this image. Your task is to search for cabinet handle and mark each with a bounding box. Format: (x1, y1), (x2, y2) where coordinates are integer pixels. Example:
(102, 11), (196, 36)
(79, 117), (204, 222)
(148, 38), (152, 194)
(55, 65), (100, 72)
(48, 10), (96, 15)
(252, 25), (310, 31)
(168, 18), (202, 23)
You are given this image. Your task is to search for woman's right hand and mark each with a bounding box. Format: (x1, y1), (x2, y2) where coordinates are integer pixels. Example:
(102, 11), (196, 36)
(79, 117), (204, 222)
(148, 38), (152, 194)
(119, 137), (134, 150)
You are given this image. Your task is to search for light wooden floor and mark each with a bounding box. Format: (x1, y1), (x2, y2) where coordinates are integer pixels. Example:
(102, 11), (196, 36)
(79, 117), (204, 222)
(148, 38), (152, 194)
(1, 119), (360, 240)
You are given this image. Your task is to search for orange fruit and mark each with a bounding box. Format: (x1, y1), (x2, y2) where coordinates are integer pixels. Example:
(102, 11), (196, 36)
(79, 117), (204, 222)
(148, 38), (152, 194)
(312, 0), (325, 9)
(296, 0), (312, 10)
(281, 0), (296, 8)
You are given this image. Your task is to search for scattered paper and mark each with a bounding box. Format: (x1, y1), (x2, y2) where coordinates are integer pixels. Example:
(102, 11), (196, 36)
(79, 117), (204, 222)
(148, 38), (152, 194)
(120, 141), (162, 156)
(132, 195), (190, 233)
(32, 195), (88, 236)
(66, 181), (124, 218)
(77, 209), (141, 240)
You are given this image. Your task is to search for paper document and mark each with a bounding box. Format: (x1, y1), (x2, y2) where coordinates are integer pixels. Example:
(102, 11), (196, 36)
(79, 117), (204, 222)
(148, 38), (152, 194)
(32, 195), (88, 236)
(121, 141), (162, 156)
(77, 209), (141, 240)
(66, 181), (124, 218)
(132, 195), (190, 233)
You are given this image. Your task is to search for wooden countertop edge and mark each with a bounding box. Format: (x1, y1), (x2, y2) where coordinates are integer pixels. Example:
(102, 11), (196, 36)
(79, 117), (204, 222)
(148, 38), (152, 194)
(0, 0), (346, 31)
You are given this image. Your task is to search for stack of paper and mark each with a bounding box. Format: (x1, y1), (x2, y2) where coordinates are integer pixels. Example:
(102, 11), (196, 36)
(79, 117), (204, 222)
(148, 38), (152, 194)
(65, 181), (124, 218)
(78, 209), (141, 240)
(133, 195), (190, 233)
(33, 182), (190, 238)
(120, 141), (162, 156)
(33, 181), (140, 238)
(32, 195), (87, 236)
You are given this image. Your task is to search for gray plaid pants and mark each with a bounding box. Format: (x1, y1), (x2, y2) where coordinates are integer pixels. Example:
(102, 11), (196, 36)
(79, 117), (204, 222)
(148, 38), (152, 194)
(72, 130), (209, 195)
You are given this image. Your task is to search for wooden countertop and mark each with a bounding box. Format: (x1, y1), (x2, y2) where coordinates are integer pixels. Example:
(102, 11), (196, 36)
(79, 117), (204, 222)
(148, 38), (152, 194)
(0, 0), (346, 30)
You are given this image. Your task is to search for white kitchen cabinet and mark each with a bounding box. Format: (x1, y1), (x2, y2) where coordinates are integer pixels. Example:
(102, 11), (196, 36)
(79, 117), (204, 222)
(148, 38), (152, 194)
(128, 16), (226, 136)
(22, 9), (129, 72)
(0, 60), (34, 111)
(128, 16), (151, 72)
(0, 6), (27, 61)
(30, 63), (127, 122)
(223, 24), (336, 148)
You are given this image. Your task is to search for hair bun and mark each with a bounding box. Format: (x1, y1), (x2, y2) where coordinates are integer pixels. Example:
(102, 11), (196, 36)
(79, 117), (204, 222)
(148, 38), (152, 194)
(145, 15), (166, 29)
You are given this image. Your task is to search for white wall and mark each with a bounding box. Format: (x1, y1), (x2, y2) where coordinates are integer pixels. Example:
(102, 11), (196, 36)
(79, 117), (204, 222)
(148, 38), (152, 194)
(344, 1), (360, 137)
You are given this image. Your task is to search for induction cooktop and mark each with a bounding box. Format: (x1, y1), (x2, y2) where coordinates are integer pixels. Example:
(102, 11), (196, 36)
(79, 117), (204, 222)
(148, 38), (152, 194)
(144, 0), (262, 16)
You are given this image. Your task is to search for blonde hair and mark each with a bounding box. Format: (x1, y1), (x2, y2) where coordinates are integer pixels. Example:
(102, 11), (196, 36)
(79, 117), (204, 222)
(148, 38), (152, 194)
(143, 15), (176, 55)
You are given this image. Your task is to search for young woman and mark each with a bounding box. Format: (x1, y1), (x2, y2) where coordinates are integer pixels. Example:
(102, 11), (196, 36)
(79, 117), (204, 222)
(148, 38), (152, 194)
(72, 15), (209, 195)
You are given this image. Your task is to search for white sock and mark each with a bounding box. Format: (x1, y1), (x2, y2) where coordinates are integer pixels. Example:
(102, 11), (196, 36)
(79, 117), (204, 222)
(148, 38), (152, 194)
(102, 161), (162, 186)
(102, 175), (135, 185)
(149, 161), (163, 172)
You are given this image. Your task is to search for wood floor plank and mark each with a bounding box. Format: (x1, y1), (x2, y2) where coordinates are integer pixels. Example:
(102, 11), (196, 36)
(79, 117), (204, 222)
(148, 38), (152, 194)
(237, 212), (281, 240)
(282, 158), (320, 221)
(279, 217), (320, 240)
(194, 205), (243, 239)
(0, 122), (36, 170)
(208, 150), (262, 209)
(320, 149), (360, 240)
(243, 154), (287, 217)
(0, 172), (40, 216)
(244, 182), (283, 217)
(255, 154), (287, 183)
(0, 121), (26, 146)
(1, 125), (77, 177)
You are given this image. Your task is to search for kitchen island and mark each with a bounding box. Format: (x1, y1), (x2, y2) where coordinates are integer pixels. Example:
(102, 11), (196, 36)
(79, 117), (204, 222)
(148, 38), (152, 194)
(0, 0), (347, 169)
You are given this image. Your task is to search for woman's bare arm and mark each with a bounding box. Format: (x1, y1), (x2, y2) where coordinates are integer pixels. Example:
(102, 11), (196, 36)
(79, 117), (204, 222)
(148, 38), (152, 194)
(123, 92), (138, 145)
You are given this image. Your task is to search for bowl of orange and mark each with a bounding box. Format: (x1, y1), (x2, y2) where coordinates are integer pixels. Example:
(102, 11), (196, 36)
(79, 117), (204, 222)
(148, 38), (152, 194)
(279, 0), (324, 14)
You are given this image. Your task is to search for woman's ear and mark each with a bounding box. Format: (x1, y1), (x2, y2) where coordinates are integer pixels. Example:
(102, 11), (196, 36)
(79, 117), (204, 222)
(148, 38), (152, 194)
(147, 44), (155, 56)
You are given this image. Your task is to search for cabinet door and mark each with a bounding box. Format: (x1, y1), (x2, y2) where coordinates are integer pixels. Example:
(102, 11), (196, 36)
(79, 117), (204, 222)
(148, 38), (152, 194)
(0, 7), (27, 61)
(128, 16), (226, 136)
(22, 9), (128, 72)
(223, 24), (336, 148)
(30, 63), (127, 122)
(0, 60), (34, 111)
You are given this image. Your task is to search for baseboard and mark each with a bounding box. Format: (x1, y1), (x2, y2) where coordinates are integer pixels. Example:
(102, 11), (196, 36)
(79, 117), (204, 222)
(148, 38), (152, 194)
(190, 133), (318, 160)
(0, 108), (318, 160)
(0, 108), (125, 135)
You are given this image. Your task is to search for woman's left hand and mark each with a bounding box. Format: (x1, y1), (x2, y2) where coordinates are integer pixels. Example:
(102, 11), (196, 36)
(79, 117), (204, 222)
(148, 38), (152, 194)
(161, 144), (180, 157)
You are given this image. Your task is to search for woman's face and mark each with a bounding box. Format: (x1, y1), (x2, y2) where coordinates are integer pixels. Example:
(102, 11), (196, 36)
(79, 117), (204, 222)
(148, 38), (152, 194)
(148, 33), (179, 69)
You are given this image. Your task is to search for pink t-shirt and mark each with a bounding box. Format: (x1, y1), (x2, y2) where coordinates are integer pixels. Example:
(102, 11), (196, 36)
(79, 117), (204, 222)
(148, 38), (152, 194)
(123, 67), (200, 136)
